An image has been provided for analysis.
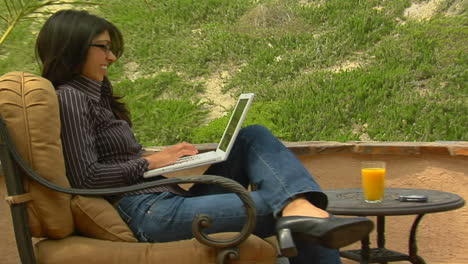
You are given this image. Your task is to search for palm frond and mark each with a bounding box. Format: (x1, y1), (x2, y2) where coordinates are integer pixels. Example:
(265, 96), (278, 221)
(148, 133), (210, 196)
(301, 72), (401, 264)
(3, 0), (14, 20)
(0, 0), (64, 46)
(0, 15), (8, 23)
(0, 0), (131, 48)
(10, 0), (19, 11)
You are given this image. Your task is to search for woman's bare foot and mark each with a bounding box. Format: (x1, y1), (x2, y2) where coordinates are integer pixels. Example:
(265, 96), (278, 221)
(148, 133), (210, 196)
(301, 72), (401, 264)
(282, 196), (329, 218)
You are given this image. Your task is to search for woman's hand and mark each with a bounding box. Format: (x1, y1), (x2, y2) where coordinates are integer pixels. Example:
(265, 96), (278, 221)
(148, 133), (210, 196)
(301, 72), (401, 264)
(142, 142), (199, 170)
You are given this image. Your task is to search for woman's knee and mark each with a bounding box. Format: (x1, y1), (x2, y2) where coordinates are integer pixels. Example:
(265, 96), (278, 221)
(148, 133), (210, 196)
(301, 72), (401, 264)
(238, 125), (279, 148)
(239, 124), (272, 138)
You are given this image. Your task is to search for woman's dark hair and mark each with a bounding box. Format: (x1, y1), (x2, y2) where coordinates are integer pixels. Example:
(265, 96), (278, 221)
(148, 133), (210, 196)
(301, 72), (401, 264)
(35, 9), (131, 125)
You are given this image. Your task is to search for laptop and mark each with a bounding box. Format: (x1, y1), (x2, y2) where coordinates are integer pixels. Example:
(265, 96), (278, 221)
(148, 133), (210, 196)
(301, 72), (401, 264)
(143, 93), (255, 178)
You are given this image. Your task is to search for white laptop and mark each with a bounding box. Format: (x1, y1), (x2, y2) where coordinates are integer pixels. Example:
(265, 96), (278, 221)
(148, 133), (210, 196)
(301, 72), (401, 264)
(143, 93), (255, 178)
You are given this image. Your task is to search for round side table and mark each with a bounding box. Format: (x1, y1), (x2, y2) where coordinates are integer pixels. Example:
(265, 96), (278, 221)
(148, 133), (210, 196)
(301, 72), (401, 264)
(324, 188), (465, 264)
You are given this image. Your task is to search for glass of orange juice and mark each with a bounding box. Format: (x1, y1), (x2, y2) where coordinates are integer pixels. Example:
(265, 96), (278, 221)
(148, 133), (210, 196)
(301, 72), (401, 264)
(361, 161), (386, 203)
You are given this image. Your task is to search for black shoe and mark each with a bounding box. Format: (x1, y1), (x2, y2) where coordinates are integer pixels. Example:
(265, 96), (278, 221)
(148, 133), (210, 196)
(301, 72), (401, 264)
(276, 215), (373, 256)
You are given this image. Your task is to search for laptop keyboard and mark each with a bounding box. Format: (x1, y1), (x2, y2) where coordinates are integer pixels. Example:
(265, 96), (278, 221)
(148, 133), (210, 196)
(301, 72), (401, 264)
(174, 155), (202, 164)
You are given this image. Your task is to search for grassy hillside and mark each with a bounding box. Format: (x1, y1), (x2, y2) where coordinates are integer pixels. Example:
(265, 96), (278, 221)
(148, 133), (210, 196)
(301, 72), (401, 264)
(0, 0), (466, 146)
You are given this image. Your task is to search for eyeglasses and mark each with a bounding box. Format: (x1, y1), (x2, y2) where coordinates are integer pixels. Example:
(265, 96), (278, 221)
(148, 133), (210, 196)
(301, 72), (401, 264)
(89, 43), (113, 54)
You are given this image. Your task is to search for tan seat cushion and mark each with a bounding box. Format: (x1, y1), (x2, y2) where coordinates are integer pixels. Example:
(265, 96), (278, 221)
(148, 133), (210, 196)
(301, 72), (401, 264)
(0, 72), (73, 238)
(35, 233), (277, 264)
(71, 195), (137, 242)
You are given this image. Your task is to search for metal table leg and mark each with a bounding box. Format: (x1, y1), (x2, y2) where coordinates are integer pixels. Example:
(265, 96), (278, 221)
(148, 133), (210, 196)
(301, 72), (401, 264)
(360, 235), (370, 264)
(408, 214), (427, 264)
(377, 216), (388, 264)
(377, 216), (386, 248)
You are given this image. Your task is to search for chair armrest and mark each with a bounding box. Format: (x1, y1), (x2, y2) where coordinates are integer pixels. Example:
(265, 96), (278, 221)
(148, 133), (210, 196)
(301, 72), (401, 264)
(0, 116), (256, 250)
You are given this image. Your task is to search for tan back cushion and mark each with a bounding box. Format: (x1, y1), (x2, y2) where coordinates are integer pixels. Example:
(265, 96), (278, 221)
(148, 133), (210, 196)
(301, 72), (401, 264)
(71, 195), (137, 242)
(0, 72), (73, 238)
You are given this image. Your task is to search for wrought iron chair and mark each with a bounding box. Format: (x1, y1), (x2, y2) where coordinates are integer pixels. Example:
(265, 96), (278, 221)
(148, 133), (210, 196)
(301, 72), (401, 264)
(0, 72), (278, 264)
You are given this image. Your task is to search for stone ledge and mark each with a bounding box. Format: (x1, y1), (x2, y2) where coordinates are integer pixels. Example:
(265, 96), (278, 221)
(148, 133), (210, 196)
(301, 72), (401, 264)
(145, 141), (468, 156)
(285, 141), (468, 156)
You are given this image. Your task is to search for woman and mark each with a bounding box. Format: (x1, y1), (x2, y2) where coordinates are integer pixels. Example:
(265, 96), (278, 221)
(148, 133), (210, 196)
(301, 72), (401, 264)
(35, 9), (372, 264)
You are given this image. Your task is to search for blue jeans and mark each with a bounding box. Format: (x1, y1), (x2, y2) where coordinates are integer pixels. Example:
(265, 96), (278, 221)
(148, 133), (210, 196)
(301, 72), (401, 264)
(116, 125), (342, 264)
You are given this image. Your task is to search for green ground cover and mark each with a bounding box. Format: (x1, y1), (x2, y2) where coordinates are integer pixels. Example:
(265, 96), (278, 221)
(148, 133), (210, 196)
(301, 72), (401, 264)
(0, 0), (466, 146)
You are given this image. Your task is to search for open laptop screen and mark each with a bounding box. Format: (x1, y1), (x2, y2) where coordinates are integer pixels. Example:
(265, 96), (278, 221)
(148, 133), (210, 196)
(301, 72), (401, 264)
(218, 98), (249, 152)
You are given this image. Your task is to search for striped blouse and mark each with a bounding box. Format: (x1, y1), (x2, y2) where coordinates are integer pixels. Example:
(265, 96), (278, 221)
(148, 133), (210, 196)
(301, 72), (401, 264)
(56, 76), (182, 196)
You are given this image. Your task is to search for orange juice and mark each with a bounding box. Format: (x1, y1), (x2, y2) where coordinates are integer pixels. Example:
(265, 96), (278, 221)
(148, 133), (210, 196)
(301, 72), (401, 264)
(361, 168), (385, 202)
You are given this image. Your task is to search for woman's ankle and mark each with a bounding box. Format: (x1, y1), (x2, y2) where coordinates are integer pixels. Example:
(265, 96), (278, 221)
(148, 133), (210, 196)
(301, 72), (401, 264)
(282, 196), (329, 218)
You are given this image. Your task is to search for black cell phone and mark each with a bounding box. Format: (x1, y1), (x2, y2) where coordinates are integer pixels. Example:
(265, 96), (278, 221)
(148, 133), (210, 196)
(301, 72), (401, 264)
(397, 195), (428, 202)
